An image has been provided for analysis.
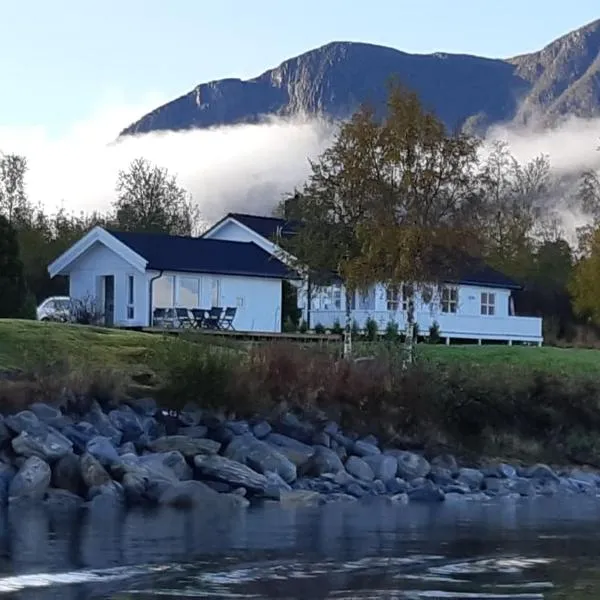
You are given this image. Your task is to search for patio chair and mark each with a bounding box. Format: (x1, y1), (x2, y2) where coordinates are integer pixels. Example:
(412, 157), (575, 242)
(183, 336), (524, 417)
(220, 306), (237, 330)
(153, 308), (167, 327)
(204, 306), (223, 329)
(175, 308), (194, 328)
(190, 308), (207, 328)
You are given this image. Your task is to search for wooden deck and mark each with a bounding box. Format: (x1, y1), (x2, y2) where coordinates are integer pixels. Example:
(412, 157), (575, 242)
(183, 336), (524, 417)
(141, 327), (342, 343)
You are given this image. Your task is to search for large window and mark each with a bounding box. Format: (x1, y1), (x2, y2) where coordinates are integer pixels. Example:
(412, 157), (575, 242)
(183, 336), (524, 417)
(441, 286), (458, 313)
(481, 292), (495, 316)
(386, 285), (399, 311)
(177, 277), (200, 308)
(211, 279), (221, 307)
(332, 285), (342, 310)
(127, 275), (134, 319)
(153, 275), (174, 307)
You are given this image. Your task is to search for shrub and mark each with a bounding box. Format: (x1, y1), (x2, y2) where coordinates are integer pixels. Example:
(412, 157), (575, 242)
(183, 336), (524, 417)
(351, 319), (360, 337)
(428, 321), (441, 344)
(71, 295), (104, 325)
(313, 323), (326, 334)
(365, 317), (378, 341)
(298, 319), (308, 333)
(384, 320), (400, 341)
(283, 316), (297, 333)
(331, 319), (343, 335)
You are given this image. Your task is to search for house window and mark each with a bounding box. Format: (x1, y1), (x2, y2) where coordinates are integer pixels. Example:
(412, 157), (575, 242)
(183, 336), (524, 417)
(332, 285), (342, 310)
(153, 275), (174, 307)
(421, 285), (433, 304)
(481, 292), (496, 316)
(441, 286), (458, 313)
(127, 275), (134, 319)
(386, 285), (399, 311)
(401, 284), (413, 311)
(211, 279), (221, 307)
(177, 277), (200, 308)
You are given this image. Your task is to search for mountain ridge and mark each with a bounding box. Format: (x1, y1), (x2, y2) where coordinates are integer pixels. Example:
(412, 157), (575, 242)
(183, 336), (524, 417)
(120, 19), (600, 137)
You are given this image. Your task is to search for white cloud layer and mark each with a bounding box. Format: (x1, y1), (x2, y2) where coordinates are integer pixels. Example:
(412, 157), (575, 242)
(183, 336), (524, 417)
(1, 97), (600, 235)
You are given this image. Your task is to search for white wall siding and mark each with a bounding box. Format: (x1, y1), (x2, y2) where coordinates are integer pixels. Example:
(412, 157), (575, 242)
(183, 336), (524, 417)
(68, 242), (148, 327)
(149, 270), (283, 332)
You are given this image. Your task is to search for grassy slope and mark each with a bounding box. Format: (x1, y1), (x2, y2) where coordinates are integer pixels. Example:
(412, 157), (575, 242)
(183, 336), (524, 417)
(1, 319), (600, 375)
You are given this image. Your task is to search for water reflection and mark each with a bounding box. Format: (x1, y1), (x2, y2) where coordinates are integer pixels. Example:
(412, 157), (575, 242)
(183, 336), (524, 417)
(0, 497), (598, 598)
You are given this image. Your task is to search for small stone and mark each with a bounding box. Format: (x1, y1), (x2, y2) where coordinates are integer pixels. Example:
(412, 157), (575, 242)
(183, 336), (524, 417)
(395, 452), (431, 481)
(408, 480), (445, 502)
(86, 436), (120, 467)
(251, 421), (272, 439)
(457, 468), (484, 490)
(352, 440), (381, 457)
(80, 452), (111, 489)
(345, 456), (375, 482)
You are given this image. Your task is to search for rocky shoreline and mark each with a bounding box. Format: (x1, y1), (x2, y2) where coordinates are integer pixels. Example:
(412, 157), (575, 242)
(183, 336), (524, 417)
(0, 397), (598, 512)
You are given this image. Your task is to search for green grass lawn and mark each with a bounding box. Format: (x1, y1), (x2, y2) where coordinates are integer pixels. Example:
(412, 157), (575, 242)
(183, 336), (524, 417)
(1, 319), (600, 376)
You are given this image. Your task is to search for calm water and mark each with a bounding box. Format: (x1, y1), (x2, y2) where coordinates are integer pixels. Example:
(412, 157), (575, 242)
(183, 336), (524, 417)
(0, 496), (599, 598)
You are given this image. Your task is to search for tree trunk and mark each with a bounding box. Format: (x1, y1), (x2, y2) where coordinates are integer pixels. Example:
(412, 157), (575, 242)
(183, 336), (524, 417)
(404, 296), (415, 366)
(343, 288), (353, 358)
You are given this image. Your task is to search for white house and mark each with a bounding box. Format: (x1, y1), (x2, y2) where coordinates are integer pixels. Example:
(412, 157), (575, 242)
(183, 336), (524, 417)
(47, 226), (299, 332)
(202, 212), (544, 345)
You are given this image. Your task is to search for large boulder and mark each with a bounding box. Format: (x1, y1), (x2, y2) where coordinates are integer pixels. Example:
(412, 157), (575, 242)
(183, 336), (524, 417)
(303, 445), (345, 477)
(85, 402), (122, 446)
(274, 412), (314, 444)
(61, 421), (100, 453)
(80, 452), (112, 489)
(12, 427), (73, 463)
(52, 452), (84, 495)
(138, 451), (192, 482)
(108, 406), (144, 443)
(224, 435), (297, 484)
(345, 456), (375, 482)
(352, 440), (381, 457)
(159, 480), (249, 510)
(86, 436), (120, 467)
(29, 403), (69, 431)
(393, 451), (431, 481)
(5, 410), (46, 436)
(363, 454), (398, 482)
(194, 455), (268, 494)
(148, 436), (221, 458)
(264, 433), (315, 467)
(9, 456), (51, 502)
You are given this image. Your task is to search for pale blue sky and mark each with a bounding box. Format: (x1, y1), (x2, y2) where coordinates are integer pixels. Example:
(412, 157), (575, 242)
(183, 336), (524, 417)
(1, 1), (599, 134)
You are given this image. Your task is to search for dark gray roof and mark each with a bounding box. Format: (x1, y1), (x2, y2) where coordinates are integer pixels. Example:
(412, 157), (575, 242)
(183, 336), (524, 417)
(108, 230), (298, 279)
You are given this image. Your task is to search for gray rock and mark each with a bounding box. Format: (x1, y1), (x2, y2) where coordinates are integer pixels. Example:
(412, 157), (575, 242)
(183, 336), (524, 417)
(443, 483), (471, 495)
(569, 470), (600, 487)
(332, 469), (355, 487)
(483, 477), (511, 495)
(346, 482), (367, 498)
(138, 451), (192, 482)
(29, 403), (68, 430)
(363, 454), (397, 481)
(86, 436), (120, 467)
(5, 410), (45, 436)
(225, 435), (297, 484)
(262, 471), (292, 500)
(538, 479), (559, 496)
(324, 493), (358, 503)
(179, 403), (203, 427)
(329, 431), (355, 451)
(12, 427), (73, 462)
(389, 492), (409, 504)
(523, 463), (560, 482)
(345, 456), (375, 482)
(395, 451), (431, 481)
(52, 452), (84, 495)
(431, 454), (459, 475)
(481, 462), (517, 479)
(372, 479), (387, 494)
(80, 452), (112, 488)
(194, 454), (268, 493)
(140, 416), (161, 441)
(87, 481), (125, 510)
(119, 442), (137, 456)
(149, 435), (221, 458)
(385, 477), (409, 494)
(408, 479), (445, 502)
(514, 478), (536, 496)
(457, 468), (484, 490)
(226, 420), (250, 436)
(0, 417), (11, 447)
(85, 402), (122, 446)
(275, 412), (314, 444)
(265, 433), (314, 467)
(352, 440), (381, 457)
(429, 466), (455, 486)
(9, 456), (51, 501)
(44, 488), (83, 512)
(252, 421), (272, 439)
(61, 421), (99, 453)
(178, 425), (209, 439)
(109, 406), (144, 442)
(312, 431), (330, 447)
(122, 471), (147, 504)
(304, 445), (345, 476)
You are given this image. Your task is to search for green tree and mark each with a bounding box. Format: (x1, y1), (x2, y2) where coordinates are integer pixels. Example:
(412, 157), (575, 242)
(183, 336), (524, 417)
(0, 214), (27, 317)
(281, 84), (485, 359)
(0, 152), (31, 225)
(570, 226), (600, 325)
(114, 157), (200, 235)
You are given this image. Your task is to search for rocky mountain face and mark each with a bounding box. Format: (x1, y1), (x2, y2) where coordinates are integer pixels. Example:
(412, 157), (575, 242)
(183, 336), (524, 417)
(120, 19), (600, 137)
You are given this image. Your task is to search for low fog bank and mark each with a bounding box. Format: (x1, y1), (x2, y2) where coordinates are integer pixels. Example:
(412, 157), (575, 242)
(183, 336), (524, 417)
(2, 101), (600, 234)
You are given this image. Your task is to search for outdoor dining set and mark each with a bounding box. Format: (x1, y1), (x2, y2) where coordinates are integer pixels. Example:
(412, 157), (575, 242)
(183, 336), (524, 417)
(152, 306), (237, 330)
